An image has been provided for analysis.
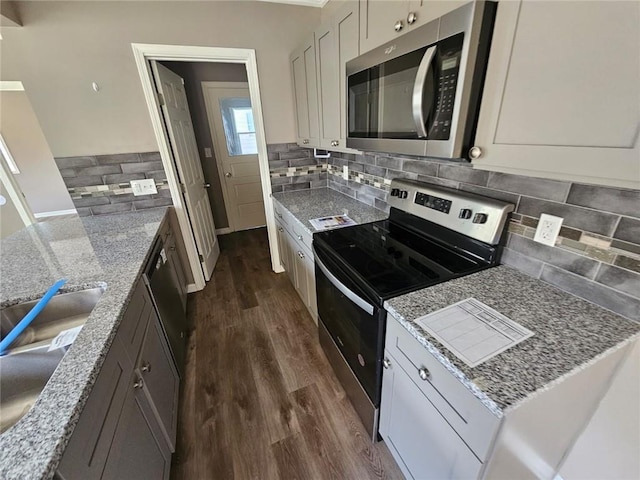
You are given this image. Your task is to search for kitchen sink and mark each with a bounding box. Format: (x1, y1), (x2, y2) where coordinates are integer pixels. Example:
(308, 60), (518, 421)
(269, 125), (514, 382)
(0, 287), (105, 434)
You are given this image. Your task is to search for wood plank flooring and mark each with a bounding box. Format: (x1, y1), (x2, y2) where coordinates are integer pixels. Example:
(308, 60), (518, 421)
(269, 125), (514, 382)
(171, 228), (404, 480)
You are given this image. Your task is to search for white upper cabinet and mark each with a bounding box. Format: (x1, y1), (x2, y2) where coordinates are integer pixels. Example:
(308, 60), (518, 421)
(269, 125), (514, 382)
(359, 0), (465, 53)
(316, 2), (360, 150)
(472, 0), (640, 189)
(290, 37), (320, 147)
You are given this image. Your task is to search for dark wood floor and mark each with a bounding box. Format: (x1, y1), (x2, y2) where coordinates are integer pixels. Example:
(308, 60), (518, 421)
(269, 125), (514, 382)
(171, 228), (404, 480)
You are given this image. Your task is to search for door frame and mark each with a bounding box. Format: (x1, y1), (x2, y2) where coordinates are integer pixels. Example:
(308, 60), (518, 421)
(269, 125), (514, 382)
(132, 44), (283, 292)
(201, 81), (261, 233)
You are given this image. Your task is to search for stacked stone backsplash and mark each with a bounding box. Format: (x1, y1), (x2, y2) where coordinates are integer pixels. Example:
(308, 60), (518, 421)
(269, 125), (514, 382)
(267, 143), (328, 192)
(323, 150), (640, 322)
(55, 152), (173, 217)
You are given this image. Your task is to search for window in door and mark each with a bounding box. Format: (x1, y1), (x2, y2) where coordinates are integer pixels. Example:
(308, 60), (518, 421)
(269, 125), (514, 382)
(219, 97), (258, 156)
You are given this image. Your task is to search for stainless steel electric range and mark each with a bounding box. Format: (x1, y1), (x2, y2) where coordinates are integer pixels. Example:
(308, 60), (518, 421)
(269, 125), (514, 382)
(312, 179), (514, 440)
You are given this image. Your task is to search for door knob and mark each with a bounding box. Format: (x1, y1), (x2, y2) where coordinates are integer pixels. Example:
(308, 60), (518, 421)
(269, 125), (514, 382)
(225, 172), (232, 177)
(203, 183), (211, 188)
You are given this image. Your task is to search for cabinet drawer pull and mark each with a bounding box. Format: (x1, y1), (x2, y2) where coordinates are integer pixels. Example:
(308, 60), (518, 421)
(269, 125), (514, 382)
(418, 367), (431, 381)
(407, 11), (417, 25)
(331, 140), (339, 147)
(383, 357), (391, 369)
(278, 226), (284, 232)
(277, 213), (283, 218)
(297, 251), (305, 259)
(141, 362), (152, 374)
(303, 139), (310, 145)
(297, 234), (303, 241)
(394, 20), (404, 32)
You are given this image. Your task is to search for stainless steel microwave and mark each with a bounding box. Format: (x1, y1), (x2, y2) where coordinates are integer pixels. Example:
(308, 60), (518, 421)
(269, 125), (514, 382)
(346, 1), (496, 159)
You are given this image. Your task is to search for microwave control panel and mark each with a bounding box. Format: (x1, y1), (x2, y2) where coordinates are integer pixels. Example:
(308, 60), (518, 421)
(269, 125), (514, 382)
(428, 33), (464, 141)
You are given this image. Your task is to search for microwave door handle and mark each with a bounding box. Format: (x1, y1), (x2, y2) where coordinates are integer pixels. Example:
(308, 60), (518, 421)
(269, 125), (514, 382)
(313, 249), (375, 315)
(412, 45), (437, 139)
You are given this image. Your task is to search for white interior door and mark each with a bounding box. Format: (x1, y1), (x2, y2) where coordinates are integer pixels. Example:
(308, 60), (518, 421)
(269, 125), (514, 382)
(202, 82), (266, 232)
(151, 62), (219, 280)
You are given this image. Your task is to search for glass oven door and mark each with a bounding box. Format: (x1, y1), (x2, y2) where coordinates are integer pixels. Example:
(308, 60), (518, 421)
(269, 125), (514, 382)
(314, 247), (385, 404)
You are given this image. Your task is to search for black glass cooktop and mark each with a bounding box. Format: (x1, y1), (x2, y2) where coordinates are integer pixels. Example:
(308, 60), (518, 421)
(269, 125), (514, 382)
(314, 214), (495, 302)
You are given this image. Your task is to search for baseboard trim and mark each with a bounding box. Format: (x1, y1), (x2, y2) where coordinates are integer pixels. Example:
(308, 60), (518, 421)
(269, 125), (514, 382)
(215, 227), (233, 235)
(186, 283), (199, 294)
(34, 209), (78, 218)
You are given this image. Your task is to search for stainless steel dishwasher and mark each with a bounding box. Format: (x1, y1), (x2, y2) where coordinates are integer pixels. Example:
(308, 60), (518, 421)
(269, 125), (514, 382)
(143, 233), (187, 376)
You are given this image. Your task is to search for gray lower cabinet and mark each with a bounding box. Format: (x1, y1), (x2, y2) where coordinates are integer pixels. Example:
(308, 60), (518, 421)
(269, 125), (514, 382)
(56, 278), (179, 479)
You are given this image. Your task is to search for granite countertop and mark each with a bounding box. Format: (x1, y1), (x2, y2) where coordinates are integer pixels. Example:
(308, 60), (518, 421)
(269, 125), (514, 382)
(385, 265), (640, 417)
(272, 188), (388, 233)
(0, 208), (168, 480)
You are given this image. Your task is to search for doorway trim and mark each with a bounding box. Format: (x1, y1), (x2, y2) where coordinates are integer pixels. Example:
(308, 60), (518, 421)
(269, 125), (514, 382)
(131, 44), (283, 291)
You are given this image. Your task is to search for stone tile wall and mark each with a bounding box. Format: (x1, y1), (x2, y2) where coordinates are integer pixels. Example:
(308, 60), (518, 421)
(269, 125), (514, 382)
(324, 150), (640, 321)
(267, 143), (328, 192)
(54, 152), (173, 216)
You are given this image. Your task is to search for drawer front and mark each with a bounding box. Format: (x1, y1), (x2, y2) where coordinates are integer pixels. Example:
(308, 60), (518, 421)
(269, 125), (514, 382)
(290, 219), (313, 252)
(272, 200), (290, 227)
(385, 313), (500, 460)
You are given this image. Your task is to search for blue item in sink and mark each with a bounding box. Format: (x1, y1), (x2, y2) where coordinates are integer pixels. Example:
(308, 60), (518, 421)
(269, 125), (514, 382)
(0, 279), (68, 355)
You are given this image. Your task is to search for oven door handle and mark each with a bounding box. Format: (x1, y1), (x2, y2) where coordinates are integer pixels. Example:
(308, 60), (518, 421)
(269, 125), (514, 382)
(314, 250), (375, 315)
(412, 45), (437, 139)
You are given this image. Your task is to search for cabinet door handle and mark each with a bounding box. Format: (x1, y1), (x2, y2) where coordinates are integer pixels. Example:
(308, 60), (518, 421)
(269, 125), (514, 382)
(277, 213), (283, 218)
(469, 146), (483, 159)
(394, 20), (404, 32)
(418, 367), (431, 381)
(331, 140), (339, 147)
(133, 377), (144, 389)
(297, 251), (305, 259)
(297, 234), (303, 241)
(303, 139), (310, 145)
(141, 361), (152, 374)
(383, 357), (391, 369)
(278, 226), (284, 232)
(203, 183), (211, 188)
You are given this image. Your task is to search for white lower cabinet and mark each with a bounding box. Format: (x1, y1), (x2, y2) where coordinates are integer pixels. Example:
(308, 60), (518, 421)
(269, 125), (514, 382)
(380, 351), (482, 480)
(274, 201), (317, 322)
(381, 311), (635, 480)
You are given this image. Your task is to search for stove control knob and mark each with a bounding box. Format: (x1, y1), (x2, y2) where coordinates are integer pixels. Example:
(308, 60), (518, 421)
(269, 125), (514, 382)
(459, 208), (473, 219)
(399, 190), (408, 199)
(390, 188), (400, 197)
(473, 213), (488, 224)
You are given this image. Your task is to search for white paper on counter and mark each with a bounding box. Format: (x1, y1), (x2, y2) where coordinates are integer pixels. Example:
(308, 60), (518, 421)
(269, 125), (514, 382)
(416, 298), (534, 368)
(309, 215), (357, 230)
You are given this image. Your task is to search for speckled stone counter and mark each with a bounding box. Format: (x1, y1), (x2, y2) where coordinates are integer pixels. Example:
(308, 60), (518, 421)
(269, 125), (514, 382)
(0, 208), (168, 480)
(272, 188), (388, 233)
(384, 265), (640, 417)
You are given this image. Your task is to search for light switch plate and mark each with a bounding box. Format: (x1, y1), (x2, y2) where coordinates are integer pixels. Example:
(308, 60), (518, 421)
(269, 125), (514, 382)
(534, 214), (563, 246)
(130, 179), (157, 196)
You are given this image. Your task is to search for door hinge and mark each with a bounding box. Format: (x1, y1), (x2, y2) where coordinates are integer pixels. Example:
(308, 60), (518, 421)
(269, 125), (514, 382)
(198, 254), (204, 263)
(179, 183), (186, 193)
(157, 92), (165, 106)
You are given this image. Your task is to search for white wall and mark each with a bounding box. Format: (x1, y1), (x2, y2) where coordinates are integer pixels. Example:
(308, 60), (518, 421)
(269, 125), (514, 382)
(560, 340), (640, 480)
(0, 176), (26, 238)
(0, 90), (75, 214)
(0, 1), (321, 157)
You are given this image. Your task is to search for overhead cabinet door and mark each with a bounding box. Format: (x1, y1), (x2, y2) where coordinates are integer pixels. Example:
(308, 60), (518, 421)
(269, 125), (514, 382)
(472, 0), (640, 189)
(290, 37), (320, 147)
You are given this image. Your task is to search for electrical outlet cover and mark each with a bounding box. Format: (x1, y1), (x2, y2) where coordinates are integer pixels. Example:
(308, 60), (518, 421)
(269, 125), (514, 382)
(533, 213), (563, 246)
(342, 165), (349, 180)
(130, 179), (157, 196)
